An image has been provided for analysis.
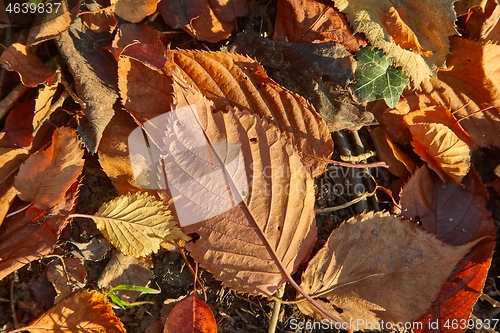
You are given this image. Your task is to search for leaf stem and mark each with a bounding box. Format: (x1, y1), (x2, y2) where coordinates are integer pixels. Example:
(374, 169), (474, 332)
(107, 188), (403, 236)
(268, 283), (285, 333)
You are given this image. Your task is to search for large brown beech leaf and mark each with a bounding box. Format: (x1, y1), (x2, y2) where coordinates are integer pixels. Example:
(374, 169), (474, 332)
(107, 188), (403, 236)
(161, 87), (317, 297)
(170, 50), (333, 176)
(401, 166), (496, 332)
(297, 211), (476, 329)
(0, 182), (79, 280)
(416, 37), (500, 148)
(15, 127), (84, 210)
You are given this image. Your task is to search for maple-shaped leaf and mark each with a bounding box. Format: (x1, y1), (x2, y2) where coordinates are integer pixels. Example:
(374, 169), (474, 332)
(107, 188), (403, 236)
(352, 47), (409, 108)
(273, 0), (363, 52)
(406, 122), (470, 184)
(400, 166), (496, 333)
(0, 43), (58, 87)
(416, 37), (500, 148)
(19, 289), (126, 333)
(333, 0), (457, 84)
(15, 127), (84, 210)
(164, 294), (217, 333)
(73, 192), (189, 257)
(297, 211), (476, 328)
(0, 181), (79, 280)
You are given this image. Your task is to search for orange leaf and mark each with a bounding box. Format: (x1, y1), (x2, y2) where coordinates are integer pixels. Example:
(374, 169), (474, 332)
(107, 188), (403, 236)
(403, 105), (473, 147)
(0, 43), (58, 87)
(164, 294), (217, 333)
(0, 181), (79, 279)
(15, 127), (84, 210)
(401, 166), (495, 333)
(118, 51), (332, 176)
(210, 0), (249, 22)
(383, 7), (432, 57)
(407, 122), (470, 184)
(170, 50), (333, 176)
(370, 126), (416, 177)
(20, 290), (126, 333)
(184, 6), (234, 43)
(273, 0), (364, 52)
(416, 37), (500, 148)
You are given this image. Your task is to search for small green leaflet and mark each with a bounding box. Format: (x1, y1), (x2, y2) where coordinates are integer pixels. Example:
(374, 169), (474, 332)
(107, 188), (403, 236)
(351, 47), (409, 108)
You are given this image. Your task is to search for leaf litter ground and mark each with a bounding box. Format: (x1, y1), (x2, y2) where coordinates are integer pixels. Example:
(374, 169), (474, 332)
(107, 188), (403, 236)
(1, 0), (500, 332)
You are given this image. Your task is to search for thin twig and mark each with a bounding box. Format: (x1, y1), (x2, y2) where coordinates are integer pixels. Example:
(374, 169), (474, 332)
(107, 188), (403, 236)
(316, 186), (379, 214)
(268, 283), (286, 333)
(10, 271), (19, 329)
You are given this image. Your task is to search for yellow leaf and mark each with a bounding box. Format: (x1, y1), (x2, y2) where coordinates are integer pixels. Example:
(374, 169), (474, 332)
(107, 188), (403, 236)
(83, 192), (189, 257)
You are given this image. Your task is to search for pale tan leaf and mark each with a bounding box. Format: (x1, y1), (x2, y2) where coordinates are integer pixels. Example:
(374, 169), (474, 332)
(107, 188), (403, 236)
(157, 87), (317, 296)
(183, 6), (234, 43)
(22, 290), (126, 333)
(298, 211), (476, 328)
(333, 0), (457, 84)
(83, 192), (189, 257)
(15, 127), (84, 210)
(407, 122), (470, 184)
(0, 176), (17, 227)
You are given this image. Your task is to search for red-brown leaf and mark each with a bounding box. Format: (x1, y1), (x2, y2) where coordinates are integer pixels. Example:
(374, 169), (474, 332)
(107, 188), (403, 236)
(0, 43), (58, 87)
(158, 0), (208, 29)
(0, 181), (79, 280)
(4, 100), (35, 148)
(163, 294), (217, 333)
(400, 166), (495, 333)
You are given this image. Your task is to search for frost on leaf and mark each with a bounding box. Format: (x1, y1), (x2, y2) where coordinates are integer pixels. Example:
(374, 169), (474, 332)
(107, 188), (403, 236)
(333, 0), (457, 83)
(351, 47), (409, 108)
(298, 211), (476, 328)
(86, 192), (189, 257)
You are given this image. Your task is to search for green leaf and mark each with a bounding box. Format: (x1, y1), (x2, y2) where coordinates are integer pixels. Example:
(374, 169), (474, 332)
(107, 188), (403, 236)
(351, 47), (409, 108)
(109, 285), (160, 294)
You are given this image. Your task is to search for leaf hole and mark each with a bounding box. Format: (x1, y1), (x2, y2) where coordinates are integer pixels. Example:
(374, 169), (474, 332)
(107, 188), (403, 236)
(333, 305), (343, 314)
(188, 233), (200, 243)
(318, 297), (330, 303)
(250, 138), (257, 143)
